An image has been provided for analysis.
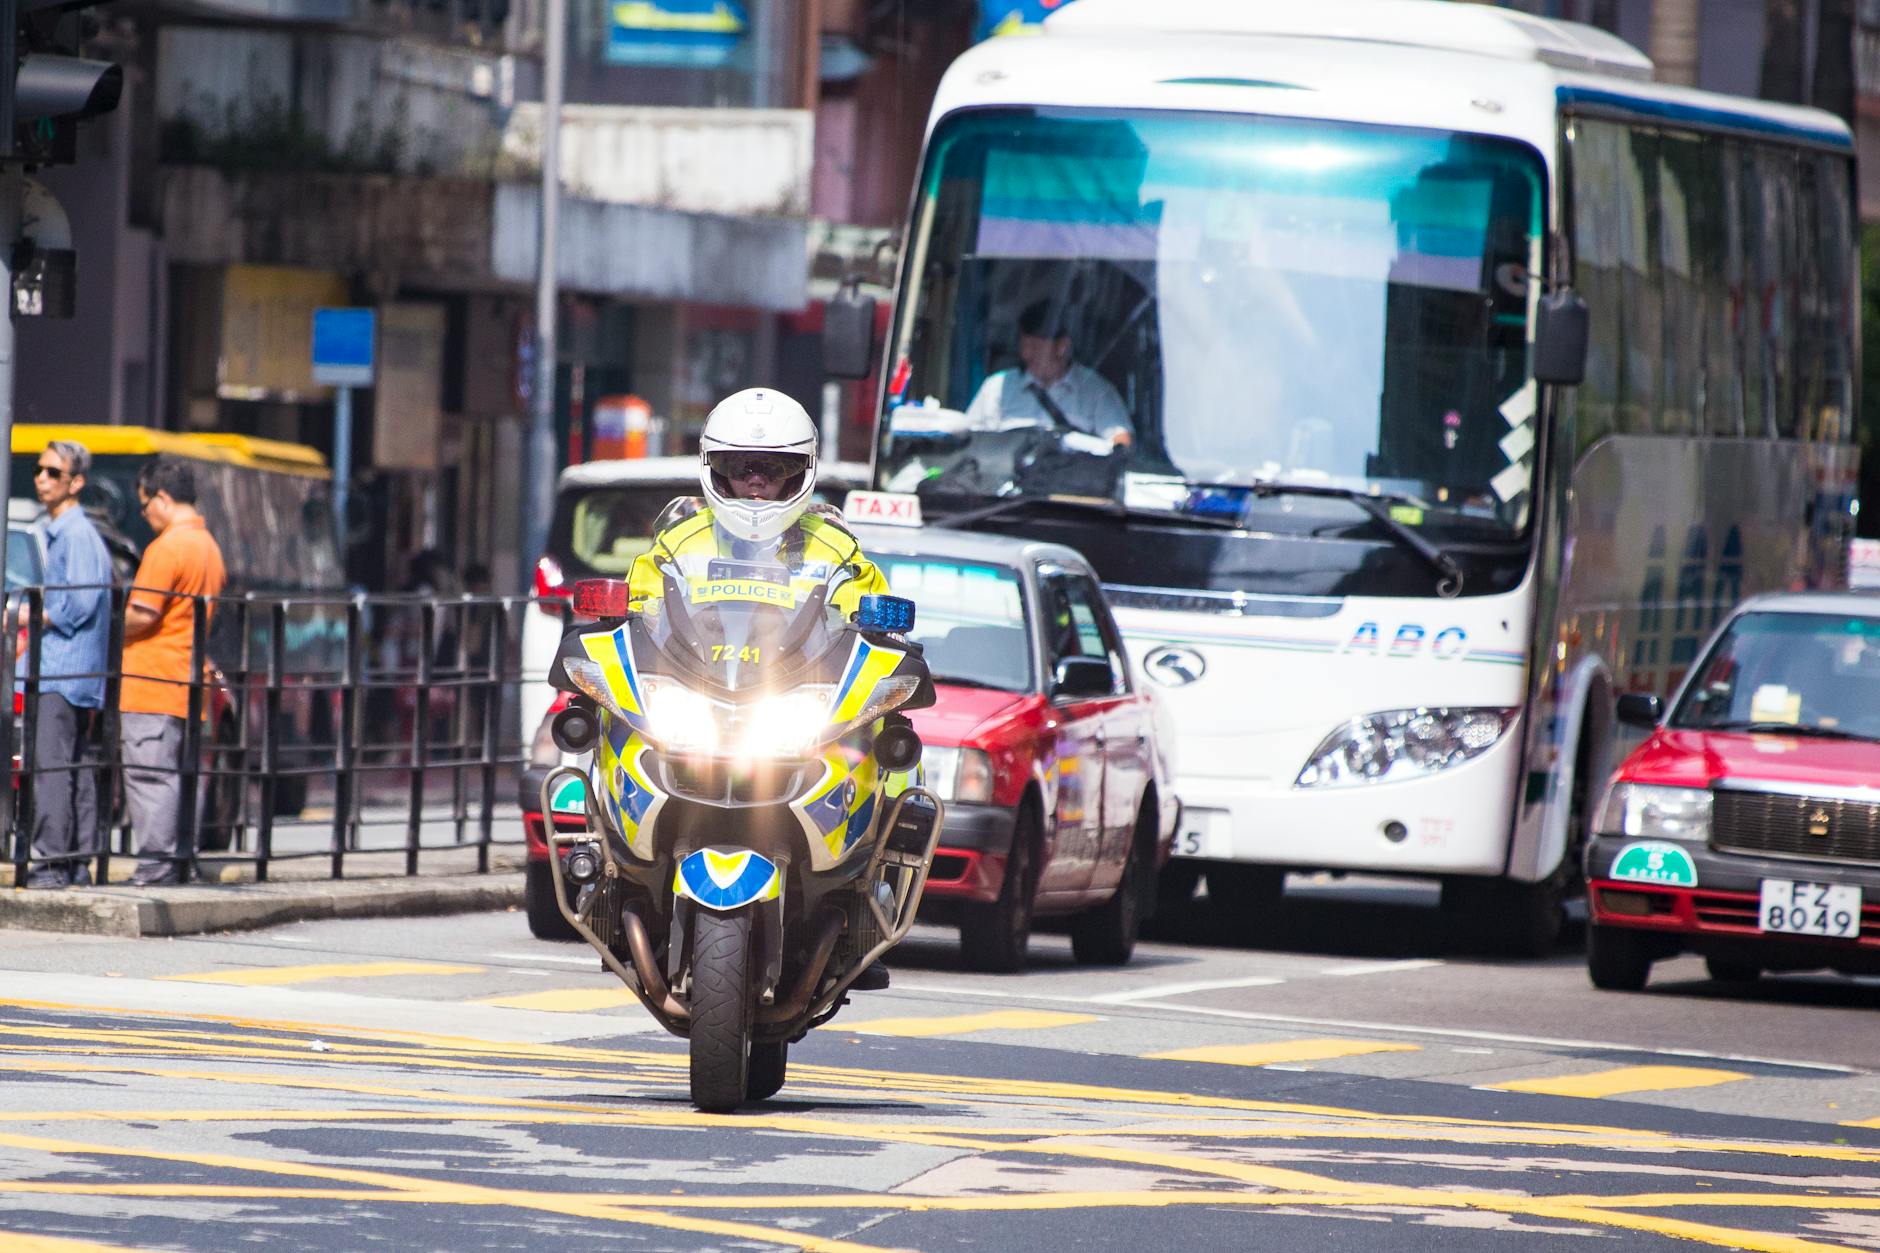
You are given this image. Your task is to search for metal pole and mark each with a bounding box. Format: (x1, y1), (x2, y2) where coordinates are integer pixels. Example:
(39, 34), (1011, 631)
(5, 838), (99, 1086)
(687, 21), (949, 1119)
(333, 385), (353, 558)
(0, 161), (21, 686)
(522, 0), (566, 587)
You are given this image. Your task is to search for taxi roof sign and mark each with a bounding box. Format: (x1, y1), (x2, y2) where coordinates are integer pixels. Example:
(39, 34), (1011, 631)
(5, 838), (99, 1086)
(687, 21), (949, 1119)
(844, 490), (923, 528)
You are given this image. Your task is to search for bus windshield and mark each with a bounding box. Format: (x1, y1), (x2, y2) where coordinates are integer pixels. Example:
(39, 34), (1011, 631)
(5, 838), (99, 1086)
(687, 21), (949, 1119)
(878, 108), (1546, 598)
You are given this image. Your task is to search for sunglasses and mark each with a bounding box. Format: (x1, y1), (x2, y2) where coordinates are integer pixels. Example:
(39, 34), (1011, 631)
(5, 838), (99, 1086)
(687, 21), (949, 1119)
(713, 452), (807, 481)
(33, 465), (68, 481)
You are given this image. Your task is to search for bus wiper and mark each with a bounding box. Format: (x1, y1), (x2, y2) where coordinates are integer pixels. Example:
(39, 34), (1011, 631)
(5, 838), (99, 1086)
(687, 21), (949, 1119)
(936, 493), (1243, 532)
(1706, 720), (1870, 740)
(1232, 480), (1465, 598)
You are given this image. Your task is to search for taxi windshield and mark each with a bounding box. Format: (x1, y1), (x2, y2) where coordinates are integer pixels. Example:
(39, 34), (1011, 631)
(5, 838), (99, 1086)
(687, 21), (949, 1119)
(879, 556), (1030, 692)
(1673, 611), (1880, 741)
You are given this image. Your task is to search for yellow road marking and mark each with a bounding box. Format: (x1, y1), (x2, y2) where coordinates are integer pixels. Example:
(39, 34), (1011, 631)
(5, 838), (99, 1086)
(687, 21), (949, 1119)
(1150, 1038), (1422, 1067)
(847, 1009), (1097, 1037)
(473, 989), (643, 1012)
(157, 962), (485, 987)
(1484, 1065), (1749, 1099)
(1, 1234), (144, 1253)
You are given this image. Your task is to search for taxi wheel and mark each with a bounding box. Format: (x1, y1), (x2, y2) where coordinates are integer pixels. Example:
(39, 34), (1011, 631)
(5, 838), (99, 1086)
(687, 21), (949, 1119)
(1071, 827), (1145, 966)
(526, 862), (579, 941)
(1586, 923), (1654, 992)
(1704, 957), (1762, 985)
(960, 805), (1039, 974)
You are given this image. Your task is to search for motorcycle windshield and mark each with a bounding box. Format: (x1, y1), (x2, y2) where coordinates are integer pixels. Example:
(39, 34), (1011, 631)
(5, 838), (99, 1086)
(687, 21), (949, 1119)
(640, 535), (857, 695)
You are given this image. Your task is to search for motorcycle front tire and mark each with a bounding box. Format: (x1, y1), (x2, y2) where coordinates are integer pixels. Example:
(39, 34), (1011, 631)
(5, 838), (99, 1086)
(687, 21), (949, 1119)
(688, 907), (754, 1113)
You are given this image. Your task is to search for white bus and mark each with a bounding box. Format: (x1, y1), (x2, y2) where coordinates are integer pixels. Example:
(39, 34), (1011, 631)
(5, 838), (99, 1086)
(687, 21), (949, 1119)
(854, 0), (1859, 952)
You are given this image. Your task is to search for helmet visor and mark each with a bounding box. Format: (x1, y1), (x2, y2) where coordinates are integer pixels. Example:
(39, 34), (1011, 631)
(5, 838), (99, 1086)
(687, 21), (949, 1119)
(707, 450), (812, 502)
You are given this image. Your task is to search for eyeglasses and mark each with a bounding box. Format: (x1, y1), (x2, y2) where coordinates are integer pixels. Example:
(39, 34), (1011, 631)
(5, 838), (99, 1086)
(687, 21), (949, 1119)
(33, 465), (67, 481)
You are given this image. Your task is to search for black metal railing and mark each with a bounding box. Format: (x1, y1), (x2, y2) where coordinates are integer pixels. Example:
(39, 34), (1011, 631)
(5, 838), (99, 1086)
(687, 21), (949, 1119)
(2, 584), (563, 887)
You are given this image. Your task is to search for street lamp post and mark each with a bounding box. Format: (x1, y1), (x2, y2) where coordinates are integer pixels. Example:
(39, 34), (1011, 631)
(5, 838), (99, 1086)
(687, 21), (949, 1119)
(522, 0), (566, 588)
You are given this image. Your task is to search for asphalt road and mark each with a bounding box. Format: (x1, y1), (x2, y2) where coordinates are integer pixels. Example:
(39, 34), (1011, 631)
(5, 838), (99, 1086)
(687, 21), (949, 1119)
(1, 878), (1879, 1251)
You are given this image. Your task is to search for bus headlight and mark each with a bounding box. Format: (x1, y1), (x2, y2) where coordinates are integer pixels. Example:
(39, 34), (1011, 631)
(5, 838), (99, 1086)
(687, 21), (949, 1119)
(1597, 783), (1710, 842)
(1295, 707), (1516, 788)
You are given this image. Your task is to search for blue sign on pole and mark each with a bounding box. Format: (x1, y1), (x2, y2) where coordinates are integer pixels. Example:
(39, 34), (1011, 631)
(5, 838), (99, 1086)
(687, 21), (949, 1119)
(606, 1), (748, 68)
(312, 307), (377, 387)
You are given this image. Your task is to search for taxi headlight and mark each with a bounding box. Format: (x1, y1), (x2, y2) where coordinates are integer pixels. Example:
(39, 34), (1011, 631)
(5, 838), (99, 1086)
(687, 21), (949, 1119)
(1295, 707), (1517, 788)
(918, 744), (994, 804)
(1598, 783), (1710, 842)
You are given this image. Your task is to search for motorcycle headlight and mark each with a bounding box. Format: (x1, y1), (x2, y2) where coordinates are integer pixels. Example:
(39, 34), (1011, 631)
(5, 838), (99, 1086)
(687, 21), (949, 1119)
(1598, 783), (1710, 842)
(738, 688), (835, 759)
(642, 675), (721, 754)
(1295, 707), (1516, 788)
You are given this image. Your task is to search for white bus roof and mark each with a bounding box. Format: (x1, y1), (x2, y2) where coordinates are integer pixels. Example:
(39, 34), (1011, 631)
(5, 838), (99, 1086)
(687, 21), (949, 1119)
(929, 0), (1850, 159)
(1049, 0), (1651, 81)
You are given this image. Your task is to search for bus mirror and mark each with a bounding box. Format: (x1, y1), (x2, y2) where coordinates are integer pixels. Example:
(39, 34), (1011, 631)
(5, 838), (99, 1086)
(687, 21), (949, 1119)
(823, 285), (877, 379)
(1532, 288), (1589, 387)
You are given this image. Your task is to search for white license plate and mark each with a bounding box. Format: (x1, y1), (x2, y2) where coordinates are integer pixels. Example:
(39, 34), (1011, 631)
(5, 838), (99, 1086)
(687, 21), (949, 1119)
(1173, 809), (1232, 860)
(1758, 879), (1863, 939)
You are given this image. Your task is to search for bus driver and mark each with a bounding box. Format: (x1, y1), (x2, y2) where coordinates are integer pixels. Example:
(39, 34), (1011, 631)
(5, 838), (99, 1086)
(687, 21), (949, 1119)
(962, 301), (1134, 452)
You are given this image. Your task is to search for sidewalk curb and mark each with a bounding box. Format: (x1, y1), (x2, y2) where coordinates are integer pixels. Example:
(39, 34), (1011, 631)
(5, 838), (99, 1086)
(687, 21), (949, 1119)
(0, 872), (525, 938)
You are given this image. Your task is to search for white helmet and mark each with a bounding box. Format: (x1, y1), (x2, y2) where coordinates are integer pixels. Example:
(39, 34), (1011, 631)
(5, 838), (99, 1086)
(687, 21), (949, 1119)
(698, 387), (819, 543)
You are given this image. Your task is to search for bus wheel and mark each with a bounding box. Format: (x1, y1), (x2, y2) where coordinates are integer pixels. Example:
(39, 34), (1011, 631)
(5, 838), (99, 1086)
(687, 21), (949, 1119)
(1444, 876), (1564, 958)
(1205, 864), (1285, 919)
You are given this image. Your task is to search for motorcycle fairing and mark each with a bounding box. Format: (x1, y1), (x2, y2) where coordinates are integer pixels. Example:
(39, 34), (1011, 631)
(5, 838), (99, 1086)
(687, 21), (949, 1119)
(674, 847), (782, 911)
(578, 626), (650, 733)
(793, 750), (884, 869)
(831, 637), (912, 727)
(594, 723), (666, 860)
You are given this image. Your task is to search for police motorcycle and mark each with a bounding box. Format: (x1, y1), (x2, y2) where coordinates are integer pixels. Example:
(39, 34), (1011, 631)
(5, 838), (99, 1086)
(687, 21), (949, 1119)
(540, 505), (943, 1111)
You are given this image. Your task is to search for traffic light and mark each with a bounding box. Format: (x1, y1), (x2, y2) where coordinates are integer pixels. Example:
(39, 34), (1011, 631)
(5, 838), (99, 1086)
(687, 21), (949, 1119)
(2, 3), (121, 165)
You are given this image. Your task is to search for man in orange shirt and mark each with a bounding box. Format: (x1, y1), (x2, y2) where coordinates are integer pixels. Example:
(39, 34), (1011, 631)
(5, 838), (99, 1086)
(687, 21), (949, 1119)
(121, 457), (227, 886)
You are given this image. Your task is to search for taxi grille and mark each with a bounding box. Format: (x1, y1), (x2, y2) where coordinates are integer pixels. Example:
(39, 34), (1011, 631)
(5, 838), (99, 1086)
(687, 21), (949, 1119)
(1711, 788), (1880, 865)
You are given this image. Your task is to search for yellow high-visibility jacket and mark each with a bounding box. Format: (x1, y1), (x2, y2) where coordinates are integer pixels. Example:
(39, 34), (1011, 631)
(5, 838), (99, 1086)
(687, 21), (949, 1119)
(625, 507), (889, 618)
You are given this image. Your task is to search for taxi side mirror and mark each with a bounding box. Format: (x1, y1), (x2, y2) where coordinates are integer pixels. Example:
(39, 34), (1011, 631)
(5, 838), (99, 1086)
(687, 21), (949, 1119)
(1615, 692), (1662, 729)
(1052, 656), (1113, 700)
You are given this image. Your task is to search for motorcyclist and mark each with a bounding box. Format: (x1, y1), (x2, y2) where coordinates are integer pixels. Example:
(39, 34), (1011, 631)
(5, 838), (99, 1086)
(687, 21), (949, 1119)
(625, 387), (890, 615)
(624, 386), (897, 991)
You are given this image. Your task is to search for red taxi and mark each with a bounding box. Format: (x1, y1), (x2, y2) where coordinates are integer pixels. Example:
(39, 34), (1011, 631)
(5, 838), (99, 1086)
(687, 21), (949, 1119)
(1586, 592), (1880, 991)
(856, 524), (1181, 973)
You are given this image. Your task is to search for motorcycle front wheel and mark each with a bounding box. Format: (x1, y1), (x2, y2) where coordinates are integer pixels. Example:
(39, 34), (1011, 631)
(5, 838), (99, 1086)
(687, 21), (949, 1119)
(688, 907), (754, 1112)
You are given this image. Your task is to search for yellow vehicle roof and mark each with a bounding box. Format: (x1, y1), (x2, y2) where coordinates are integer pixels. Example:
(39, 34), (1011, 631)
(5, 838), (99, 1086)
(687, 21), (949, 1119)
(12, 425), (330, 478)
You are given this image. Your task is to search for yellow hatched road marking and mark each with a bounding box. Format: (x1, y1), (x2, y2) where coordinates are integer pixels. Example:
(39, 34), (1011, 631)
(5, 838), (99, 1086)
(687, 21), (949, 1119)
(848, 1010), (1097, 1037)
(474, 989), (642, 1012)
(1484, 1066), (1748, 1099)
(158, 962), (485, 987)
(1150, 1039), (1422, 1067)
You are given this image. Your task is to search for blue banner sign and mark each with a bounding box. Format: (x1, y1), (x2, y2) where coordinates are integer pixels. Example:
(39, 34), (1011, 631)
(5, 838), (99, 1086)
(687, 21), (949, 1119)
(977, 0), (1080, 40)
(607, 0), (749, 68)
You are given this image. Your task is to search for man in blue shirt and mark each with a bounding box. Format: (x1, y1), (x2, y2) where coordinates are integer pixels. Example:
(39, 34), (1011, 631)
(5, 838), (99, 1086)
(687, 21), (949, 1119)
(19, 440), (113, 887)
